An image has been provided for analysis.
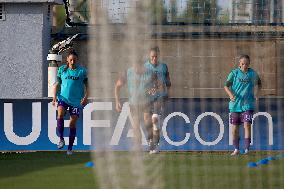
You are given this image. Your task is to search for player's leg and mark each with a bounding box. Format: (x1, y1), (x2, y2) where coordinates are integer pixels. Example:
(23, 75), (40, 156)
(151, 113), (160, 154)
(132, 116), (142, 150)
(130, 105), (142, 150)
(144, 111), (153, 152)
(152, 112), (160, 144)
(230, 112), (241, 155)
(243, 110), (253, 154)
(151, 99), (164, 154)
(67, 107), (80, 155)
(57, 101), (66, 149)
(243, 123), (251, 154)
(231, 125), (240, 155)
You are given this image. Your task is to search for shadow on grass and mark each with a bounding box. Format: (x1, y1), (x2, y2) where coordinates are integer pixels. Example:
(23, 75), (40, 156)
(0, 151), (92, 179)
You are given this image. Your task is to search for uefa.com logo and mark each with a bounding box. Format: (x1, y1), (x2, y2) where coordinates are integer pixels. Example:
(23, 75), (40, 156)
(2, 102), (273, 147)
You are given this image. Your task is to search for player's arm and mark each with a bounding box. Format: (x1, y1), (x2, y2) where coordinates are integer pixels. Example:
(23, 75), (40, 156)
(224, 72), (235, 101)
(165, 64), (171, 89)
(52, 76), (62, 106)
(115, 72), (126, 112)
(165, 64), (171, 97)
(224, 85), (235, 101)
(254, 74), (262, 100)
(144, 72), (155, 96)
(81, 77), (89, 106)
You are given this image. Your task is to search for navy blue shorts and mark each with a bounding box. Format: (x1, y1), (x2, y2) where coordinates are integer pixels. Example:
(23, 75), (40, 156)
(151, 97), (167, 116)
(230, 110), (254, 125)
(57, 100), (80, 117)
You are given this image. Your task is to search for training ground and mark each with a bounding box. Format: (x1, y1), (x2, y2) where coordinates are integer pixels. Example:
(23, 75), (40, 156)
(0, 151), (283, 189)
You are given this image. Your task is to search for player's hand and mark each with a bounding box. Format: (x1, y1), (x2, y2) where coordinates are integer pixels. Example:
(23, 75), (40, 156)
(81, 97), (88, 106)
(147, 88), (156, 95)
(255, 96), (259, 107)
(255, 96), (259, 101)
(229, 95), (235, 102)
(254, 94), (259, 101)
(52, 98), (57, 107)
(116, 101), (122, 112)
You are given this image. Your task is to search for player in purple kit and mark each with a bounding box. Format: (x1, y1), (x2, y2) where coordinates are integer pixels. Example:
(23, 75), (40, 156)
(224, 55), (261, 155)
(52, 50), (89, 155)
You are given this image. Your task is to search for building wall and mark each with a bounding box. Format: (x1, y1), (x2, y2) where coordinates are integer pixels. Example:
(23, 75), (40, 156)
(82, 1), (283, 99)
(0, 3), (51, 98)
(276, 41), (284, 95)
(73, 37), (283, 99)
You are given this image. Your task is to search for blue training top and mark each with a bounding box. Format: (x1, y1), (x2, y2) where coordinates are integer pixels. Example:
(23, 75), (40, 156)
(144, 60), (171, 101)
(126, 67), (151, 105)
(225, 68), (261, 113)
(57, 65), (88, 108)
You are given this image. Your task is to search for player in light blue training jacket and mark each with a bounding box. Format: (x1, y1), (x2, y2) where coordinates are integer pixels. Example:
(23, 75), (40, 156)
(115, 61), (152, 150)
(144, 46), (171, 154)
(224, 54), (261, 156)
(52, 50), (89, 155)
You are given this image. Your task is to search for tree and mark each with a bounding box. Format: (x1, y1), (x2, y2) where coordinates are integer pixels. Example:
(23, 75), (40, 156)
(184, 0), (217, 24)
(149, 0), (167, 24)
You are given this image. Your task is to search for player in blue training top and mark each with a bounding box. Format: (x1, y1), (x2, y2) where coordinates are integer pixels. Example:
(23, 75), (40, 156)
(144, 46), (171, 154)
(115, 61), (152, 150)
(52, 50), (89, 155)
(224, 55), (261, 156)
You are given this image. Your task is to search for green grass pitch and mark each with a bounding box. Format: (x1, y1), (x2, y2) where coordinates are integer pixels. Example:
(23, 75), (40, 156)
(0, 151), (283, 189)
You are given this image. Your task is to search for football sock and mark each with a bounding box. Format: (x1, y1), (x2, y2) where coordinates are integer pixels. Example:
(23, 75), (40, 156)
(68, 127), (76, 151)
(57, 118), (64, 140)
(153, 130), (160, 145)
(245, 138), (251, 150)
(233, 138), (240, 150)
(145, 122), (153, 142)
(152, 114), (160, 145)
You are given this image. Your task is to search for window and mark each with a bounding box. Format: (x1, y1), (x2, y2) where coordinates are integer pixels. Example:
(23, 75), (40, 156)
(0, 4), (5, 21)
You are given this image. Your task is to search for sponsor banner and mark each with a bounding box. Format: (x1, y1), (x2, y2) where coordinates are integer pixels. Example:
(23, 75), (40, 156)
(0, 98), (283, 151)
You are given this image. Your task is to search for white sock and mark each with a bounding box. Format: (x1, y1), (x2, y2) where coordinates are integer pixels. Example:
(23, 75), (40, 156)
(152, 114), (160, 131)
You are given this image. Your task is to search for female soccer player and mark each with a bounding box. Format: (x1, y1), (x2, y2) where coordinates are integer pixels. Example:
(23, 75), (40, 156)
(224, 55), (261, 155)
(52, 50), (89, 155)
(115, 62), (152, 150)
(144, 46), (171, 154)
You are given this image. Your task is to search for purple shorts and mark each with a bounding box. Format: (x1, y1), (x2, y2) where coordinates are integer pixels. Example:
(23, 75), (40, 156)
(58, 100), (80, 117)
(230, 110), (254, 125)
